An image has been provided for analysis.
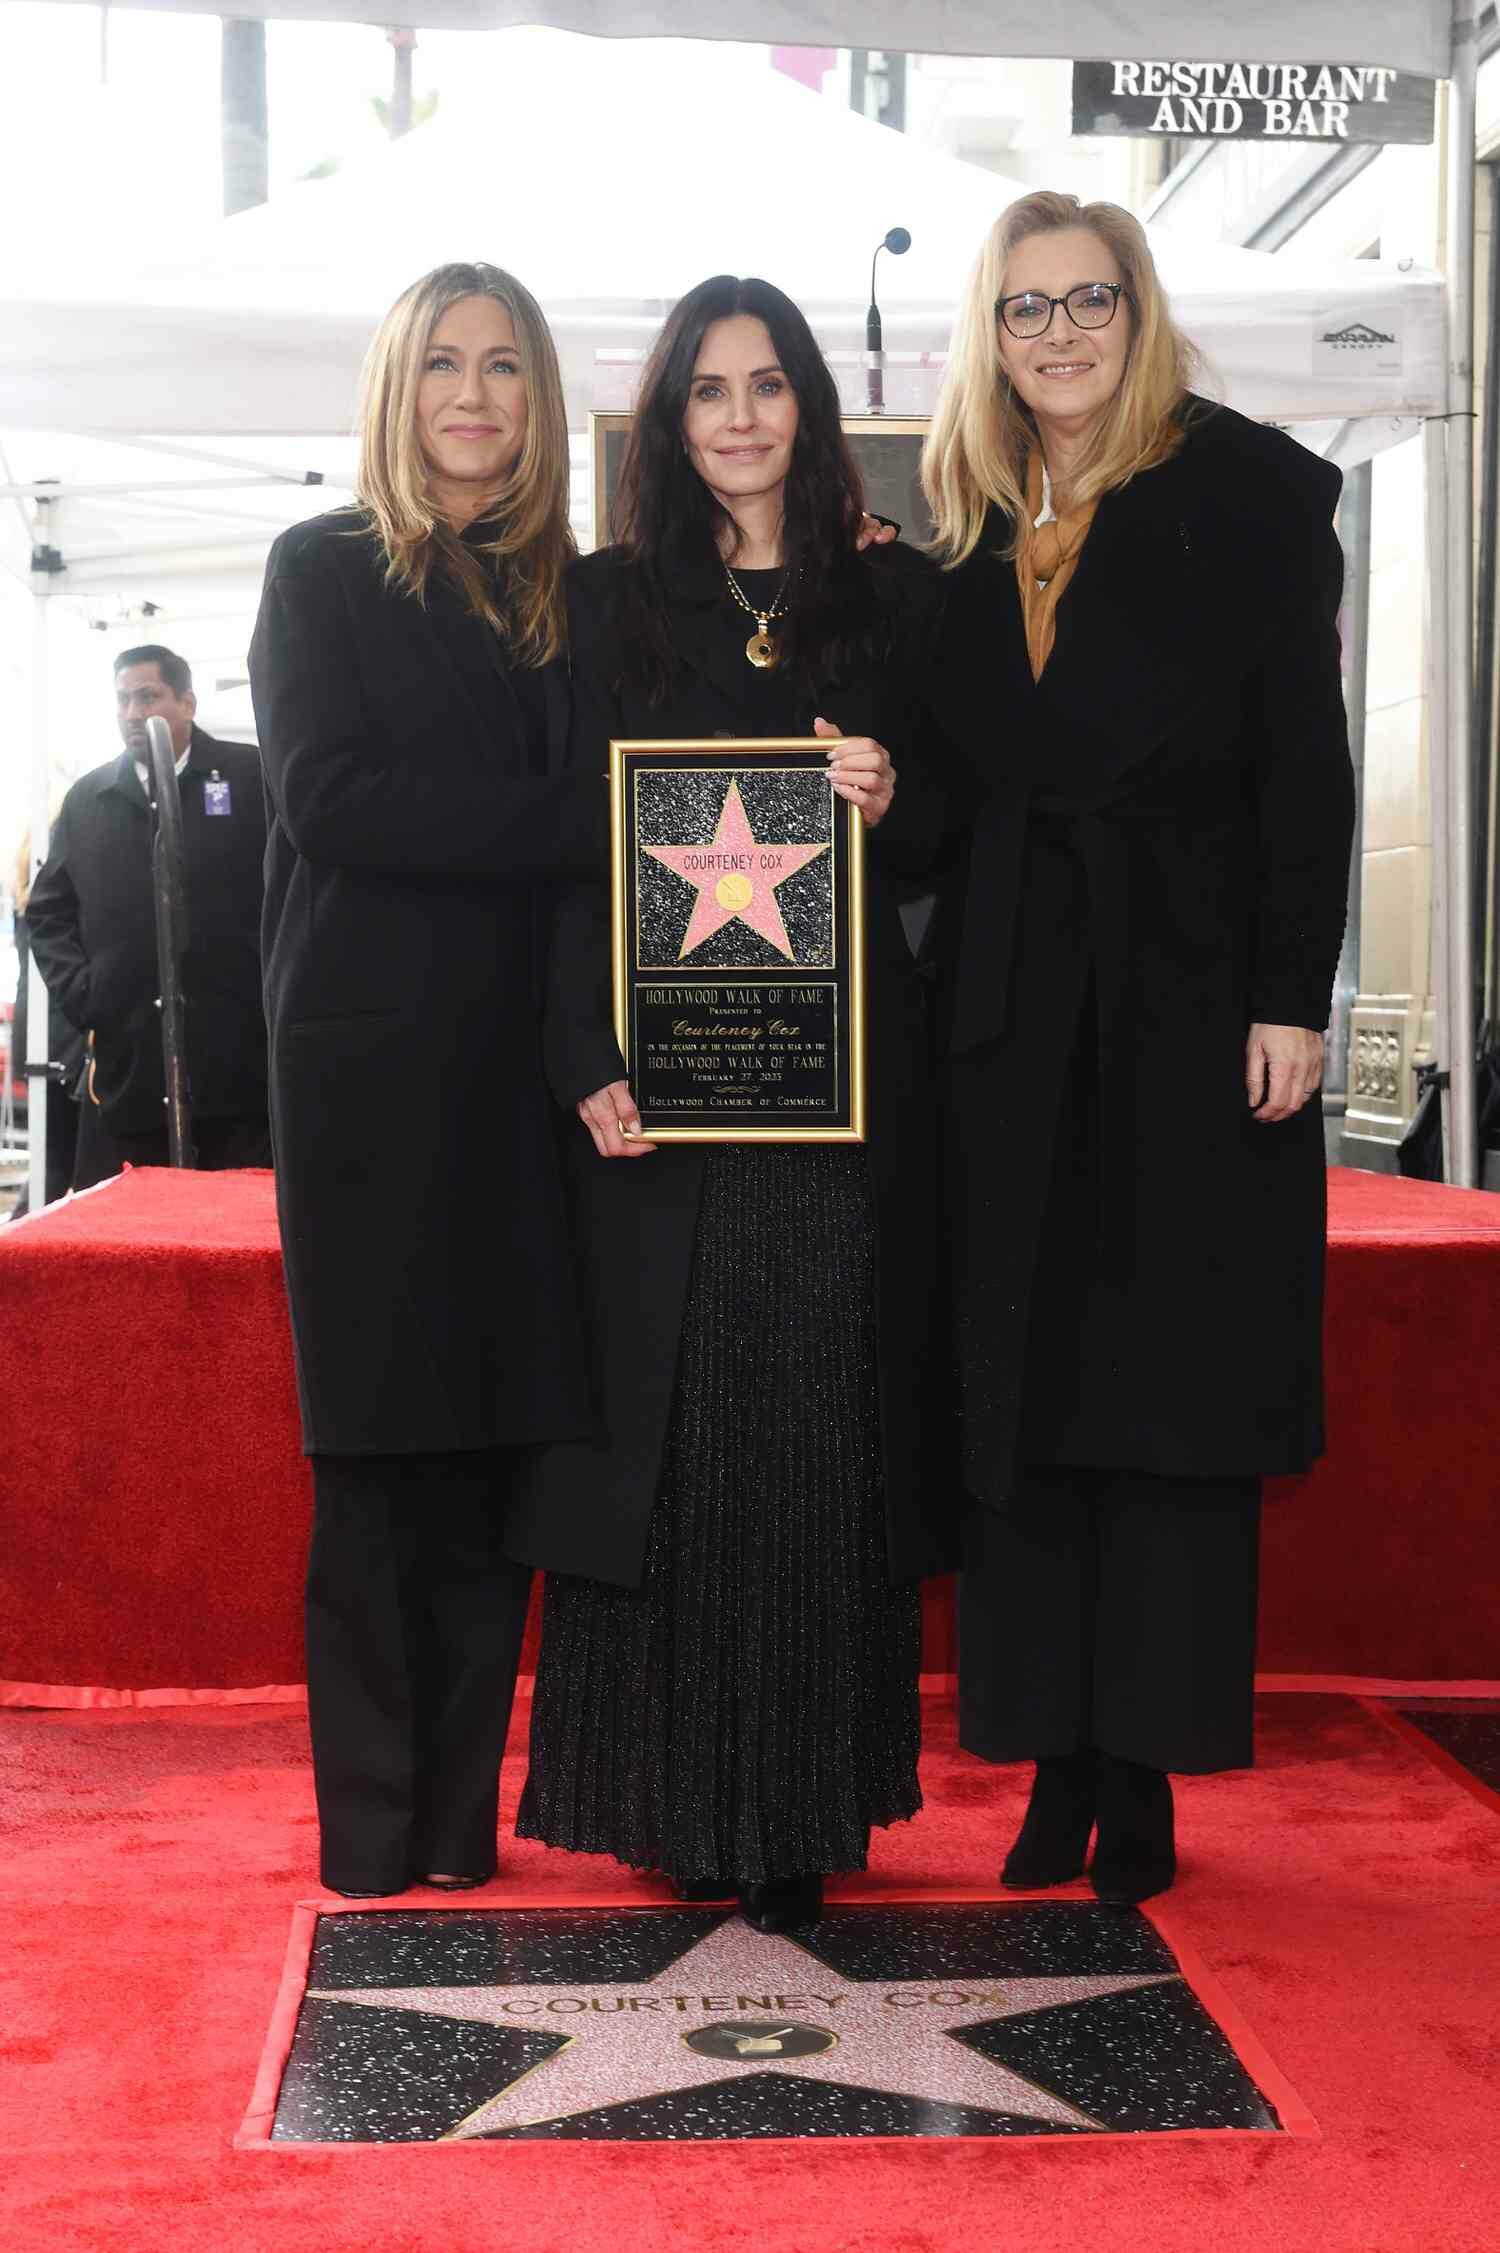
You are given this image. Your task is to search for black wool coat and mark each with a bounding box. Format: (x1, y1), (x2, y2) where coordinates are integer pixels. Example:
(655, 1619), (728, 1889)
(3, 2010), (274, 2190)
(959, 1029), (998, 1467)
(925, 400), (1356, 1503)
(249, 508), (608, 1458)
(26, 726), (268, 1138)
(502, 536), (959, 1589)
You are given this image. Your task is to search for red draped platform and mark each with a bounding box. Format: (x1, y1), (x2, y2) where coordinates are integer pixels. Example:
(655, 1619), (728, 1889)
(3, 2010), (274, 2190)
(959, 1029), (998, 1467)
(2, 1164), (1497, 1706)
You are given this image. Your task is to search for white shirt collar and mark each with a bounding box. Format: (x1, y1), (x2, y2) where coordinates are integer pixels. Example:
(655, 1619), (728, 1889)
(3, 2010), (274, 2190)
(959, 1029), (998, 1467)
(134, 741), (192, 795)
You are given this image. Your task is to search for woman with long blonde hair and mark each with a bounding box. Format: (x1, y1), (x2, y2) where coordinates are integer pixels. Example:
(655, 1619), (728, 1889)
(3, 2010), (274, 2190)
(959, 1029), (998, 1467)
(249, 262), (604, 1897)
(924, 194), (1354, 1902)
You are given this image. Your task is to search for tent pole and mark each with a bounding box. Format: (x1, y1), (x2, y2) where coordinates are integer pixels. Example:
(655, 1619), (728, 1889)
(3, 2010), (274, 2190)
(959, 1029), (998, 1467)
(24, 548), (53, 1216)
(1444, 0), (1480, 1186)
(1425, 414), (1454, 1180)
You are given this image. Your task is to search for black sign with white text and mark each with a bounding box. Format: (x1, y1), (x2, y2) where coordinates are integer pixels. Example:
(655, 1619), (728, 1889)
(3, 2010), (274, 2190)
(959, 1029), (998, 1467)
(1072, 59), (1435, 145)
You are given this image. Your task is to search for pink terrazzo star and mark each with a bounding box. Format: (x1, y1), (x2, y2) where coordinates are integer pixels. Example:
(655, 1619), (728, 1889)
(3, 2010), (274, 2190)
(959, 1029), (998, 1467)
(644, 780), (829, 961)
(313, 1918), (1175, 2137)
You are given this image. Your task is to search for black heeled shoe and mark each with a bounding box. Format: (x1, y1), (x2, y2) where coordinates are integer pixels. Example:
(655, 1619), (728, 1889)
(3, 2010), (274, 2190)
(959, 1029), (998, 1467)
(738, 1875), (824, 1933)
(1090, 1755), (1176, 1906)
(421, 1872), (493, 1891)
(1001, 1749), (1097, 1889)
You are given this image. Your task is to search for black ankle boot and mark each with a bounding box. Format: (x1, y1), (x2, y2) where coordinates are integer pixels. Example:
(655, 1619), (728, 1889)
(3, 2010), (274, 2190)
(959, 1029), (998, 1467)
(1001, 1749), (1097, 1889)
(1090, 1755), (1176, 1905)
(738, 1875), (824, 1933)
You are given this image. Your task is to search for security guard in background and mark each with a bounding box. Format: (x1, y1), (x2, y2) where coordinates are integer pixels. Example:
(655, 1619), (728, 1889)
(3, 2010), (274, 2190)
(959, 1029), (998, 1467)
(27, 644), (271, 1181)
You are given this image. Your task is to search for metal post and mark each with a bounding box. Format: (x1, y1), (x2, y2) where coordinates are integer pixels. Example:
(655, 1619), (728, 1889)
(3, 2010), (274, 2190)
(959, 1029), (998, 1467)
(1478, 161), (1500, 1041)
(143, 717), (194, 1167)
(1424, 414), (1454, 1179)
(221, 17), (269, 217)
(1444, 0), (1480, 1185)
(388, 28), (416, 138)
(24, 561), (52, 1216)
(1328, 457), (1372, 1110)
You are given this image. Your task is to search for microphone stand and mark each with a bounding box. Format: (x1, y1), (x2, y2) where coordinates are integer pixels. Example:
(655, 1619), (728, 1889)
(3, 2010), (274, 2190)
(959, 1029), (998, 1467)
(866, 246), (887, 414)
(143, 715), (195, 1167)
(865, 228), (911, 415)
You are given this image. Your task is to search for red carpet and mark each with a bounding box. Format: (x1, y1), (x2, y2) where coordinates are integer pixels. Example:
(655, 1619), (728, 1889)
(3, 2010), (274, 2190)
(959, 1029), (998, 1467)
(4, 1687), (1499, 2250)
(4, 1164), (1500, 1700)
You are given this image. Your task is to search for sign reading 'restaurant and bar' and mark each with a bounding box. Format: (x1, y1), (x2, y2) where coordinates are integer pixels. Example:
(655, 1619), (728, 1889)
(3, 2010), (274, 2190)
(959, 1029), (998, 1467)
(1072, 59), (1435, 144)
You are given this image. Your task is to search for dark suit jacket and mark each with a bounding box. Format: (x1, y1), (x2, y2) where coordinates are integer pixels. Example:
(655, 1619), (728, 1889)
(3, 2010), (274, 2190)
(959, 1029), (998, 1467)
(925, 399), (1356, 1496)
(11, 914), (85, 1100)
(249, 507), (607, 1457)
(503, 535), (960, 1589)
(26, 726), (268, 1138)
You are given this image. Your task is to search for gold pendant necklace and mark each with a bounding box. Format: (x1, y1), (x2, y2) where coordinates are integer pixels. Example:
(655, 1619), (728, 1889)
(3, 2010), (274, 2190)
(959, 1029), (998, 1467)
(724, 563), (789, 670)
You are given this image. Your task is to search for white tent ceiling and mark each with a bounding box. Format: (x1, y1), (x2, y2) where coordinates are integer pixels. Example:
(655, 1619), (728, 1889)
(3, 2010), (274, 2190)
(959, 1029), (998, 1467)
(21, 1), (1458, 77)
(0, 34), (1445, 448)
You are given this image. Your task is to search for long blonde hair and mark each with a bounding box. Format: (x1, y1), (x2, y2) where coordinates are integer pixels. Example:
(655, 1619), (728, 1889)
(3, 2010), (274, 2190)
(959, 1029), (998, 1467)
(354, 261), (573, 664)
(924, 193), (1200, 567)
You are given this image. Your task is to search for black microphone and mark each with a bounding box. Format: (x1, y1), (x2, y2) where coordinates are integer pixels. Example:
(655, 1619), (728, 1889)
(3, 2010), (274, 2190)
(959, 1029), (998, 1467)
(866, 226), (911, 412)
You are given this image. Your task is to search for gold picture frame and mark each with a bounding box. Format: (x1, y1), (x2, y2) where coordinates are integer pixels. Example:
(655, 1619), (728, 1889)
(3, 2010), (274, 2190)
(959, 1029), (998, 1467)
(609, 736), (866, 1144)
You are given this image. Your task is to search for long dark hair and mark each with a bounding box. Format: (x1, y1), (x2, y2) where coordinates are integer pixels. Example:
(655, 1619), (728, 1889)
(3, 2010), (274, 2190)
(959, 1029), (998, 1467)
(613, 275), (872, 700)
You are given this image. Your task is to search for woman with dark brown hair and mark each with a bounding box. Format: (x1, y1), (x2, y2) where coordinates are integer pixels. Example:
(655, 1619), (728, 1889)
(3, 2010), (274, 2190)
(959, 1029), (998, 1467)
(510, 275), (955, 1933)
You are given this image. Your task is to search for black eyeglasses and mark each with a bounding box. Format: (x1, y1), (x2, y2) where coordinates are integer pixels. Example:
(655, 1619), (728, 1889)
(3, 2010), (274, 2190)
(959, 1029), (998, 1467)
(995, 281), (1126, 340)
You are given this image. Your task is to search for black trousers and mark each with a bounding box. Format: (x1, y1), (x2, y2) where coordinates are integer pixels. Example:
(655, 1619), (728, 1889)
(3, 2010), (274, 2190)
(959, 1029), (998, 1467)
(7, 1088), (79, 1219)
(109, 1113), (273, 1175)
(307, 1450), (534, 1892)
(958, 1463), (1262, 1776)
(71, 1097), (121, 1193)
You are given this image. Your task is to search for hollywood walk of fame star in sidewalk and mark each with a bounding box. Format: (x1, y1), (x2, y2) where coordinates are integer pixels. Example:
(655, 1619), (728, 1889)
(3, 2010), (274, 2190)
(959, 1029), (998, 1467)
(644, 780), (829, 962)
(309, 1916), (1178, 2137)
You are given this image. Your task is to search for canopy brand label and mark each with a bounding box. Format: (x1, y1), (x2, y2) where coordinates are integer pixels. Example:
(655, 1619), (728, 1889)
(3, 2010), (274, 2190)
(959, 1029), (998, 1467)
(1311, 321), (1403, 376)
(1072, 60), (1435, 145)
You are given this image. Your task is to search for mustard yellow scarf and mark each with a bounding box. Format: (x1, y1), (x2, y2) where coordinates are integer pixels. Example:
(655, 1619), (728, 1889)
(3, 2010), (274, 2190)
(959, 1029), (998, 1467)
(1016, 451), (1097, 681)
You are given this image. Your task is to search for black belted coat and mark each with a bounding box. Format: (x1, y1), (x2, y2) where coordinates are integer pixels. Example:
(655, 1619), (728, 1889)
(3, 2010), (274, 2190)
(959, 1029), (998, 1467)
(926, 400), (1356, 1505)
(249, 509), (606, 1458)
(503, 536), (959, 1587)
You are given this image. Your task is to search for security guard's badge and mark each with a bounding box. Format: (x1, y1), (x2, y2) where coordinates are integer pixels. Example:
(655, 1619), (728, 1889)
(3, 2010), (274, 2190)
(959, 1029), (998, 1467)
(205, 774), (233, 817)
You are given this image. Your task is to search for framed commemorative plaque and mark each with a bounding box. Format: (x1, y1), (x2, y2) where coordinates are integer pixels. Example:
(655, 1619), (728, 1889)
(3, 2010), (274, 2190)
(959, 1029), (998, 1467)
(611, 737), (866, 1143)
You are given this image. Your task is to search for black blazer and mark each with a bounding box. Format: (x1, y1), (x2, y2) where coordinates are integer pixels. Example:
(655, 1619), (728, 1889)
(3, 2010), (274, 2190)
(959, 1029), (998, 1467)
(503, 535), (960, 1589)
(249, 508), (607, 1457)
(26, 726), (268, 1138)
(927, 399), (1356, 1492)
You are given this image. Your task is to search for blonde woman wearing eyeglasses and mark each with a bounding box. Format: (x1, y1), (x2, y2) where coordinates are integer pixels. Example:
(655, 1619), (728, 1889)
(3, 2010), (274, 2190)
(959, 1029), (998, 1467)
(923, 194), (1354, 1903)
(249, 264), (605, 1899)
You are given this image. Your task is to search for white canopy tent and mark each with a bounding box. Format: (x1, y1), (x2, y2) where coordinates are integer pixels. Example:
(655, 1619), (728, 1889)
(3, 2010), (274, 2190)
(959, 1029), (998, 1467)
(0, 38), (1445, 442)
(29, 2), (1458, 79)
(3, 0), (1481, 1196)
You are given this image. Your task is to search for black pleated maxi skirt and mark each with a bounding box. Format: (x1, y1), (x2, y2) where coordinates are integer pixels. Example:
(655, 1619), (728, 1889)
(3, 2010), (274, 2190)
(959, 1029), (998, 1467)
(516, 1146), (922, 1884)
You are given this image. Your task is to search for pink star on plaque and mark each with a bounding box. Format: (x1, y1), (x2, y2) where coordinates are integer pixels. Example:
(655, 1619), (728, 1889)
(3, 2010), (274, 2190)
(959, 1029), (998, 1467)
(644, 780), (829, 962)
